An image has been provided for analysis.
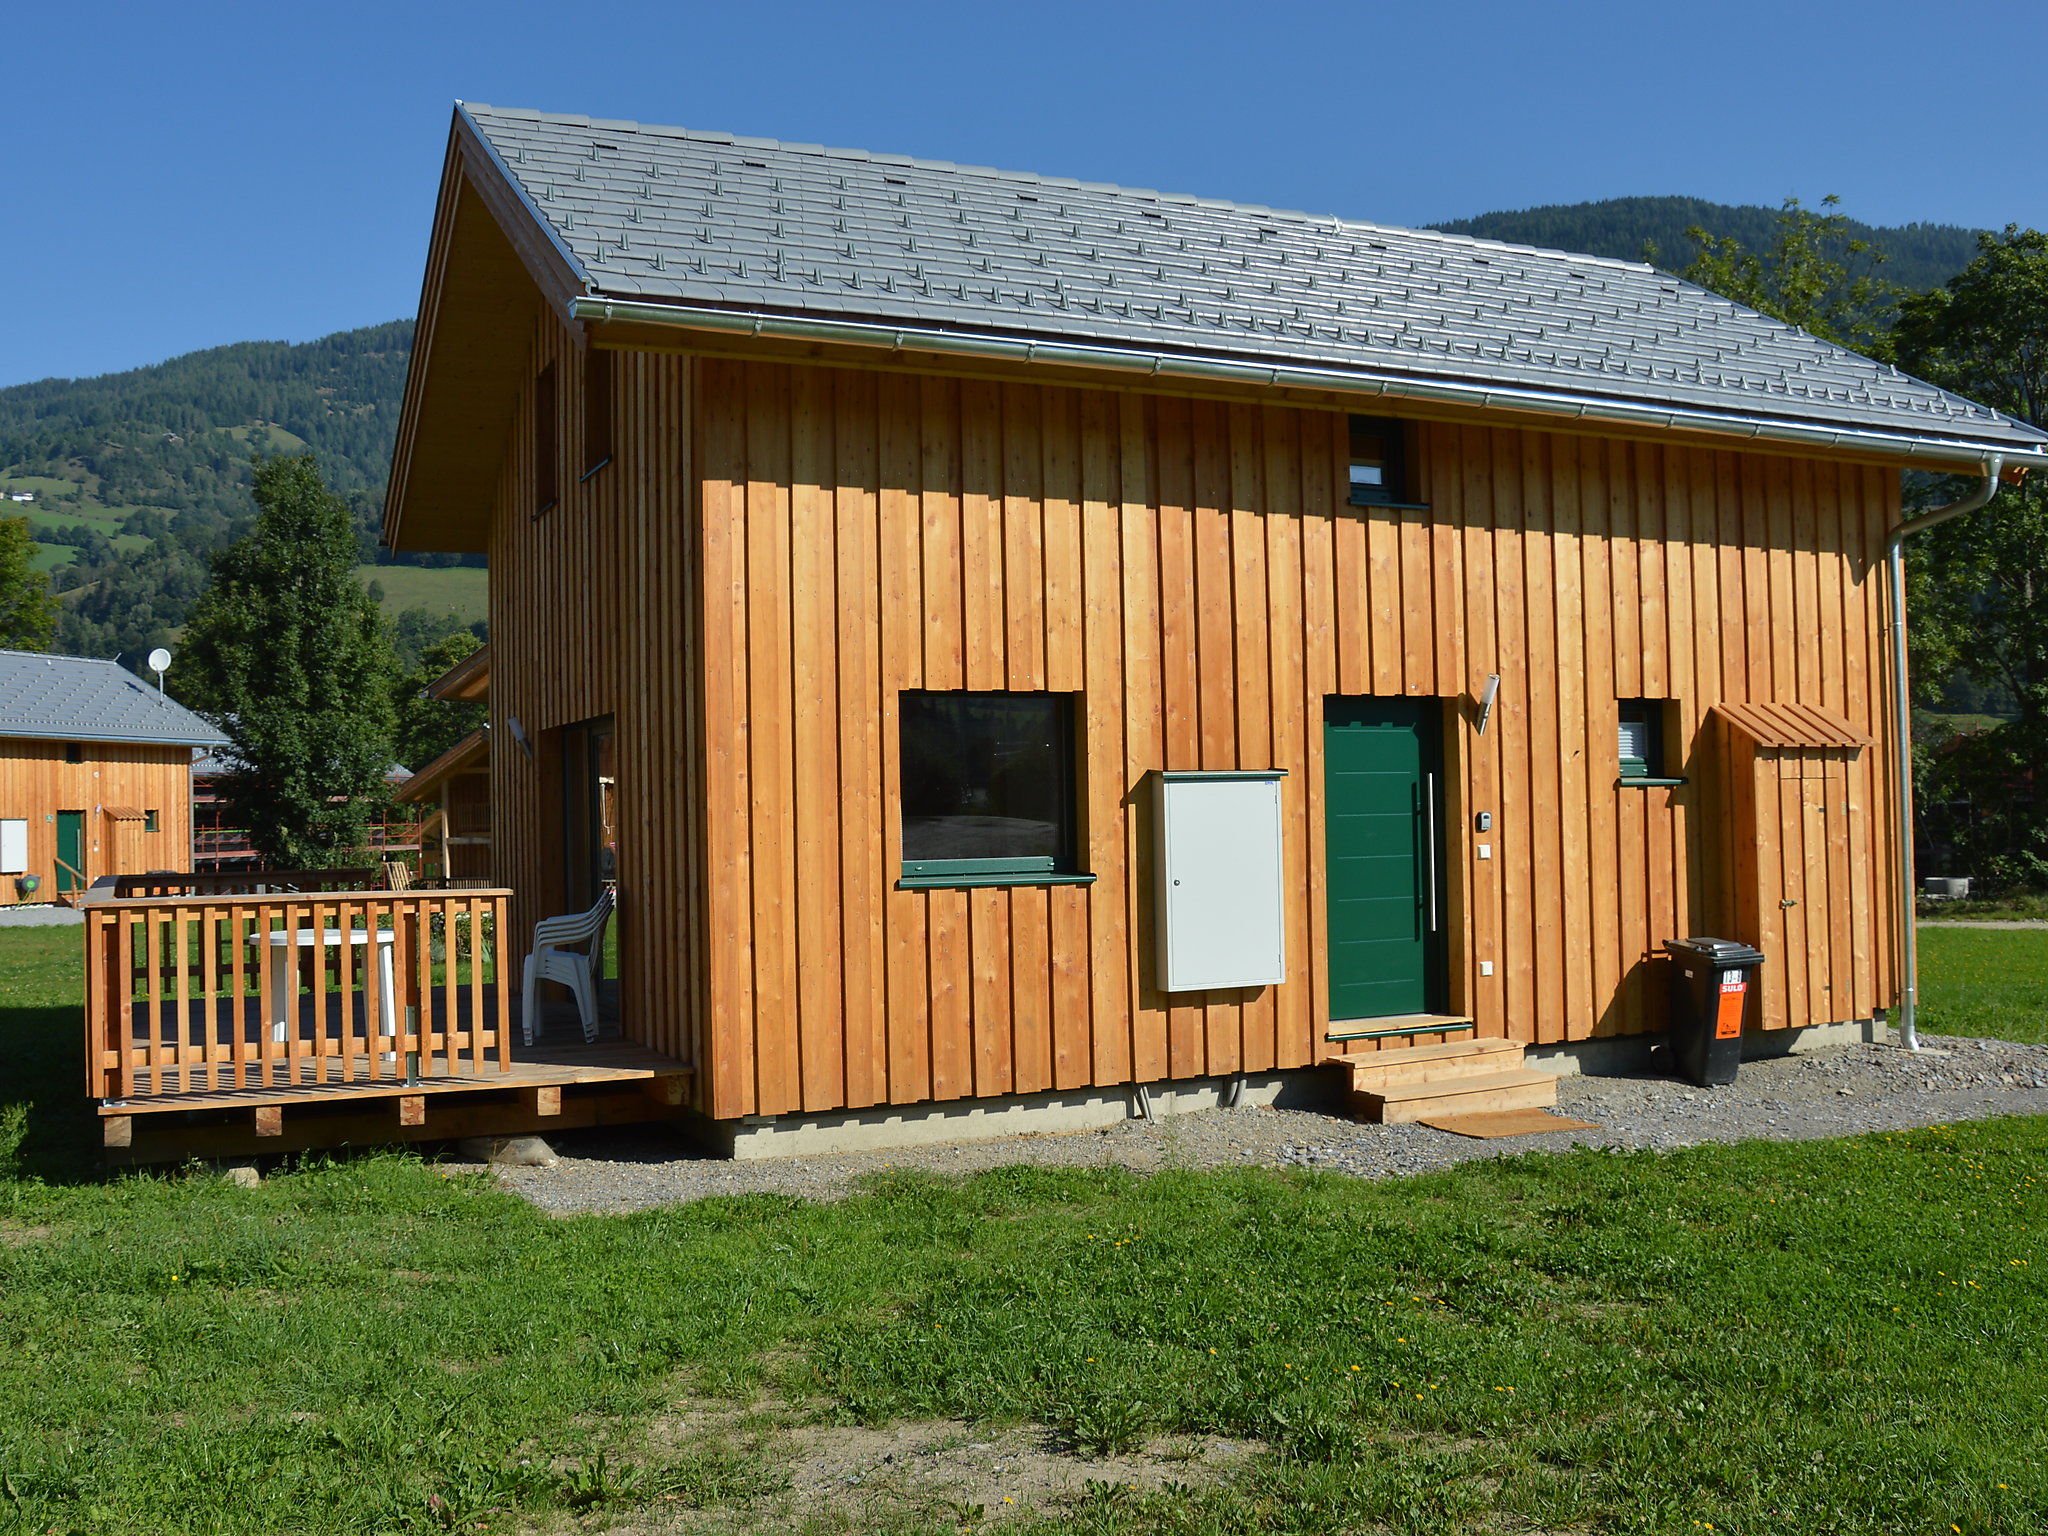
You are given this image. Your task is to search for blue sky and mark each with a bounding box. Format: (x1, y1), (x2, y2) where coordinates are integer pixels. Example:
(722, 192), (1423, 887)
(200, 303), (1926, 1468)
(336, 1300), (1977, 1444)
(5, 0), (2043, 390)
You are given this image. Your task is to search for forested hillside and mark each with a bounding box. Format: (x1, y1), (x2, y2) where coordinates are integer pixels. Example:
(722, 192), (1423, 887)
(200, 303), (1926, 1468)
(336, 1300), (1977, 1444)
(1427, 196), (1982, 293)
(0, 321), (483, 665)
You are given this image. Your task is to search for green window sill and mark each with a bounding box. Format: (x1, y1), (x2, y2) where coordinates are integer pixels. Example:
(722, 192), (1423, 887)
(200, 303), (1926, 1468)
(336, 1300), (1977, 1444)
(1347, 494), (1433, 511)
(1617, 776), (1687, 788)
(897, 872), (1099, 891)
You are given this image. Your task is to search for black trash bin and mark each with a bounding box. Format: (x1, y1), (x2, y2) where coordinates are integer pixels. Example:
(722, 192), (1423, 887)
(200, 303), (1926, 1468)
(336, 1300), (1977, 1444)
(1660, 938), (1767, 1086)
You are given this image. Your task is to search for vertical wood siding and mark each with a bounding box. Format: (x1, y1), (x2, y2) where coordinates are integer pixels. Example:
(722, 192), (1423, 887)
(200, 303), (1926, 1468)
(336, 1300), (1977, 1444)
(486, 314), (707, 1072)
(0, 741), (195, 890)
(675, 359), (1901, 1119)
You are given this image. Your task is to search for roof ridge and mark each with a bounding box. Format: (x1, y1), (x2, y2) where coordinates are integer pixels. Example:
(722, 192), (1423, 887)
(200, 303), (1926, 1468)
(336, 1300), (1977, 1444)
(456, 102), (1655, 276)
(0, 647), (124, 665)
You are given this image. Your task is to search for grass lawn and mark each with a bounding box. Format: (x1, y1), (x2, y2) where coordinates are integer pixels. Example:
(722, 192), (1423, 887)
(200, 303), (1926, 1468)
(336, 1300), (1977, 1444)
(1918, 926), (2048, 1046)
(2, 929), (2045, 1534)
(357, 563), (489, 622)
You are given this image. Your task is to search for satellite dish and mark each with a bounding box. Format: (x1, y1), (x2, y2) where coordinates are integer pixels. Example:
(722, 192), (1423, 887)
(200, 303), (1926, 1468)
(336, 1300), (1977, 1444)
(146, 648), (171, 674)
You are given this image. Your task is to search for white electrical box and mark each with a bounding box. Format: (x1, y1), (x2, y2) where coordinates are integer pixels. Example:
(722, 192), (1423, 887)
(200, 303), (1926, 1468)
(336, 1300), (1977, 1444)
(1154, 770), (1287, 992)
(0, 819), (25, 875)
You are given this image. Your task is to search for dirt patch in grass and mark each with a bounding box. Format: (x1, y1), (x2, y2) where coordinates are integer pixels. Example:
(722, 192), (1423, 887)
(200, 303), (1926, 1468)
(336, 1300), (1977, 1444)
(0, 1223), (53, 1246)
(772, 1420), (1258, 1527)
(628, 1397), (1259, 1531)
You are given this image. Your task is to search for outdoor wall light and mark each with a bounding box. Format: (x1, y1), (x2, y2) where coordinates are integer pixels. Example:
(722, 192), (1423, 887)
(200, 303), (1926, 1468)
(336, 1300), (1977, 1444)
(1475, 674), (1502, 735)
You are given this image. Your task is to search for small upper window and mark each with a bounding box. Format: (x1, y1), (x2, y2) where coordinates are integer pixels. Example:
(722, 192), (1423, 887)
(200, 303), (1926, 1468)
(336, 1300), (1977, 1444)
(1347, 415), (1412, 507)
(899, 692), (1087, 887)
(144, 809), (160, 833)
(1618, 700), (1673, 782)
(64, 743), (83, 765)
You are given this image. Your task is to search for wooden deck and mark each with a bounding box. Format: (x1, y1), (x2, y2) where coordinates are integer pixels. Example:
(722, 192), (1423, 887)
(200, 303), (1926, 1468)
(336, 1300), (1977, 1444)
(102, 1030), (695, 1163)
(81, 888), (694, 1163)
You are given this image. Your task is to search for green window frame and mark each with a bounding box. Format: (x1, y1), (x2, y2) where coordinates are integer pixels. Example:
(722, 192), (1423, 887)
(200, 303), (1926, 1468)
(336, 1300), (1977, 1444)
(897, 691), (1094, 889)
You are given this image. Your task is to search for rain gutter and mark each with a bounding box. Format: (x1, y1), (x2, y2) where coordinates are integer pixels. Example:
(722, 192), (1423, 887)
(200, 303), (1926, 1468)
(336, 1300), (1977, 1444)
(1884, 456), (2005, 1052)
(568, 294), (2048, 473)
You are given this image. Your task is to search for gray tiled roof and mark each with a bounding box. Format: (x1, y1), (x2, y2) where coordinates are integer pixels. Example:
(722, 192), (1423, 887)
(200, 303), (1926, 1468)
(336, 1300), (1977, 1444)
(461, 104), (2047, 456)
(0, 650), (228, 747)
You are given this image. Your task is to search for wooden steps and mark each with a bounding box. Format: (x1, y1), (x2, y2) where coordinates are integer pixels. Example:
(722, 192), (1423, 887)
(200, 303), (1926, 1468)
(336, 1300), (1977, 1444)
(1323, 1037), (1557, 1123)
(1324, 1012), (1474, 1043)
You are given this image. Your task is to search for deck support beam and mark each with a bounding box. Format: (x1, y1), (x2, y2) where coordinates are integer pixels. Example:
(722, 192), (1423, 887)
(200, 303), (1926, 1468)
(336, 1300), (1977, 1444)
(523, 1085), (563, 1117)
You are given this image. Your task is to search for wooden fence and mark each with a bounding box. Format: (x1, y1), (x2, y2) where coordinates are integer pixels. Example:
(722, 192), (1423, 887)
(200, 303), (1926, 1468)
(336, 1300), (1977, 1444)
(84, 889), (512, 1100)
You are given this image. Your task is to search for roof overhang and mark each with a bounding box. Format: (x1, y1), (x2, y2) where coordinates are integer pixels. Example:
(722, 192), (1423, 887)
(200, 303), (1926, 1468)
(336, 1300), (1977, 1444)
(395, 728), (490, 804)
(385, 112), (592, 554)
(0, 725), (226, 749)
(425, 642), (491, 703)
(1711, 701), (1872, 751)
(571, 293), (2048, 478)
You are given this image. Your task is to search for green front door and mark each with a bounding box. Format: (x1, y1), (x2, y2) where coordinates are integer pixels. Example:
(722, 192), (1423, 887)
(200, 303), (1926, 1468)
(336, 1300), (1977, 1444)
(1324, 698), (1444, 1020)
(55, 811), (85, 894)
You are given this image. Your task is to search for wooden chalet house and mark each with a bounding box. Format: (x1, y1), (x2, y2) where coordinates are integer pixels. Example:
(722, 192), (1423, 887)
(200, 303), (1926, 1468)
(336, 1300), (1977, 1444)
(386, 103), (2047, 1142)
(393, 644), (495, 884)
(1, 650), (226, 900)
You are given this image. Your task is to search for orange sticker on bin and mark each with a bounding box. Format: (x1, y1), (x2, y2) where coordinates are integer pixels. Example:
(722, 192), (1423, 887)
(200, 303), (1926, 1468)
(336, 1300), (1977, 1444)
(1715, 980), (1746, 1039)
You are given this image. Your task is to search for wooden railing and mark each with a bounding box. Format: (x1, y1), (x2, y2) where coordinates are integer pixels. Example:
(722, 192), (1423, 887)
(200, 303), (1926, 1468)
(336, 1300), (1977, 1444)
(83, 889), (513, 1101)
(112, 869), (379, 899)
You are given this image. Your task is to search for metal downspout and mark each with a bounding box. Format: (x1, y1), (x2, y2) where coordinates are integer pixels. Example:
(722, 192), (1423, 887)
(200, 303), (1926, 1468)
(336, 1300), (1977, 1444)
(1884, 455), (2004, 1051)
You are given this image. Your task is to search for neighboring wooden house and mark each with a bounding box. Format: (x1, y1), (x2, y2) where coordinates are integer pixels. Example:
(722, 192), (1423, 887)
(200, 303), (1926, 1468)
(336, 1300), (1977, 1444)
(394, 642), (495, 881)
(191, 752), (423, 872)
(0, 649), (226, 899)
(384, 104), (2047, 1138)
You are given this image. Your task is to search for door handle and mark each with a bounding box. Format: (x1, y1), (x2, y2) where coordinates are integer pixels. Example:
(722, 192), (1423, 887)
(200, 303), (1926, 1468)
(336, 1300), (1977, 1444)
(1424, 772), (1439, 934)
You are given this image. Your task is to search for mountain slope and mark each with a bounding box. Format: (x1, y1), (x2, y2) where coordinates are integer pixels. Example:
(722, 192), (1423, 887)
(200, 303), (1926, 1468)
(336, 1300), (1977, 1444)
(1426, 196), (1983, 293)
(0, 322), (484, 663)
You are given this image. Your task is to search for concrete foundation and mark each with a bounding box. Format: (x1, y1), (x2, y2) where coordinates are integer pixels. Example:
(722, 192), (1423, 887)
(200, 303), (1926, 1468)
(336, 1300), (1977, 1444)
(696, 1017), (1889, 1159)
(703, 1068), (1345, 1160)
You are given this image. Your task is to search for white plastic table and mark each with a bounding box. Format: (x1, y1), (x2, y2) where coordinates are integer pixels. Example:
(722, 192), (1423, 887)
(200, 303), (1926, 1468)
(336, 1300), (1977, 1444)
(249, 928), (399, 1054)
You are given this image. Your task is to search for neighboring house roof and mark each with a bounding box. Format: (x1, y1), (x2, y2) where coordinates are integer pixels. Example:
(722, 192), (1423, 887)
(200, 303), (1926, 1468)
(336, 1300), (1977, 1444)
(425, 642), (490, 703)
(195, 750), (414, 783)
(0, 650), (229, 748)
(394, 728), (488, 805)
(458, 103), (2045, 461)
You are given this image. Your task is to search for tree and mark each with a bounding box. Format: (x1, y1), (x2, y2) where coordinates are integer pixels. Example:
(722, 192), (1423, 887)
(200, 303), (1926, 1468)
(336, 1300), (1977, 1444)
(175, 455), (396, 867)
(392, 628), (485, 773)
(0, 512), (58, 650)
(1678, 195), (1901, 357)
(1892, 228), (2048, 890)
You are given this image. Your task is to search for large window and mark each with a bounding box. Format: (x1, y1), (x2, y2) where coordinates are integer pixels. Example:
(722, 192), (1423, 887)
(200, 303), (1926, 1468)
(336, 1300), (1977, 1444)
(898, 691), (1091, 888)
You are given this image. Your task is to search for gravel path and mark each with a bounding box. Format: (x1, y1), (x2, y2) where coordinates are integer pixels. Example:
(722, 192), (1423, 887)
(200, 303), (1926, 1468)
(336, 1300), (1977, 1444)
(0, 906), (82, 927)
(476, 1036), (2048, 1215)
(1916, 919), (2048, 929)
